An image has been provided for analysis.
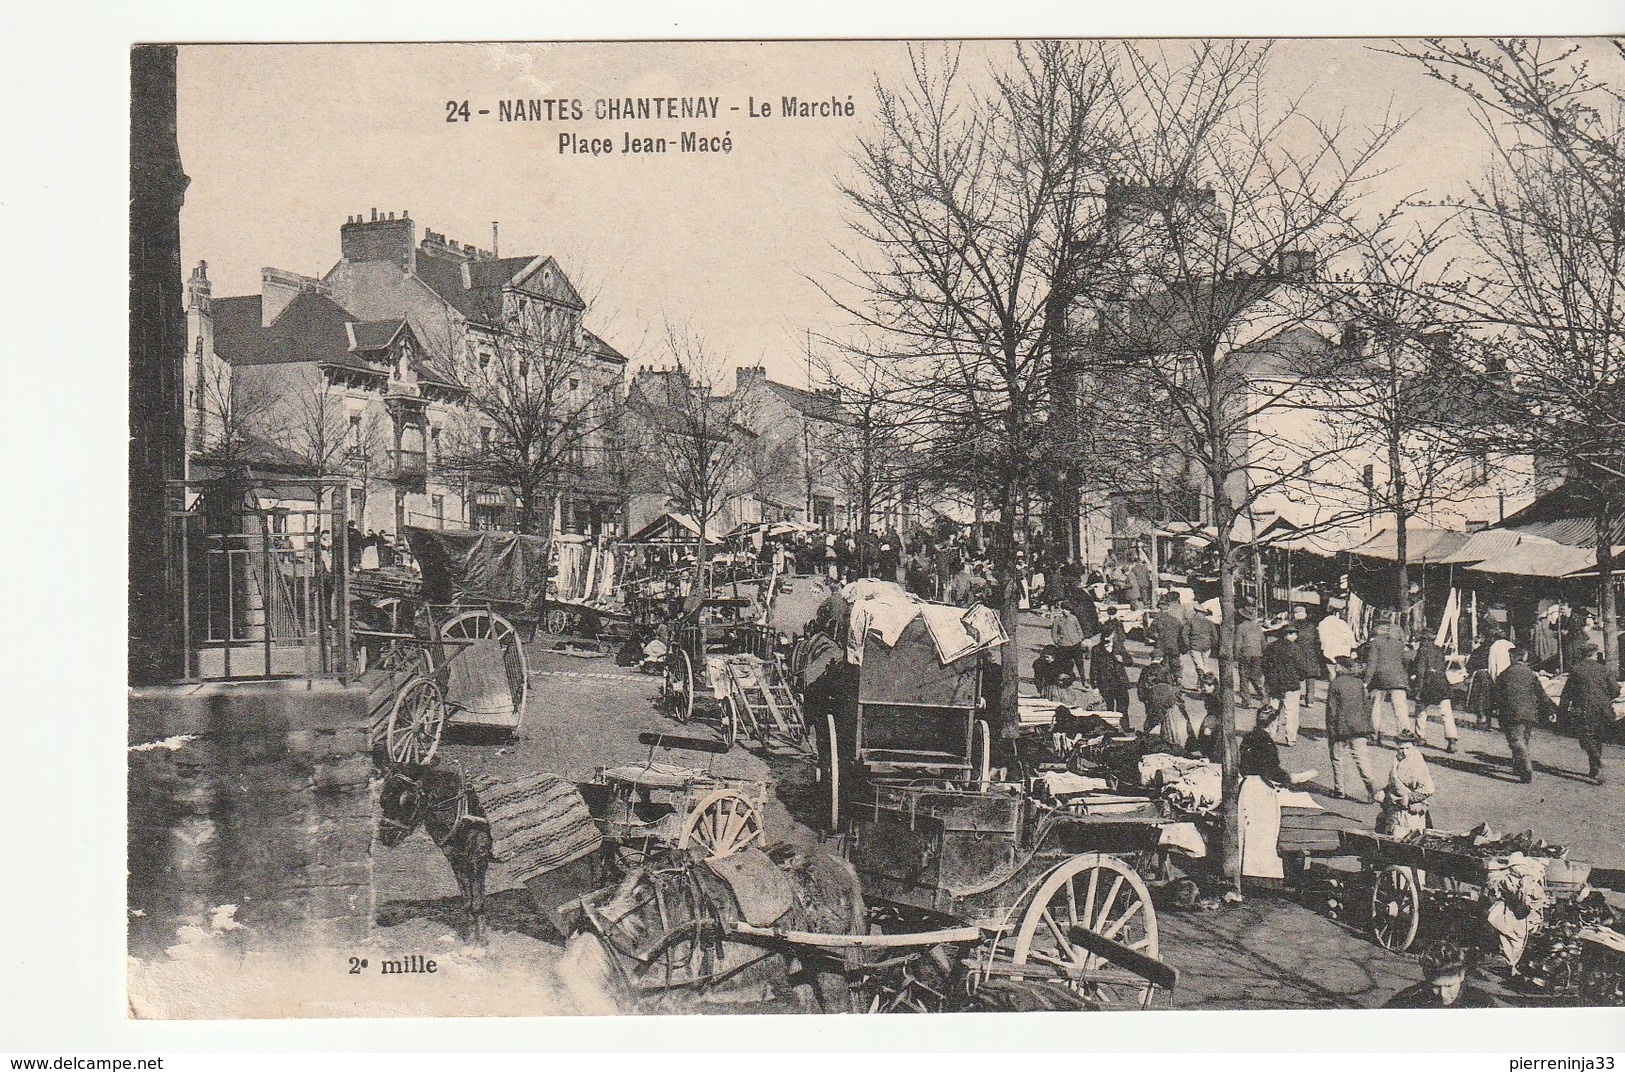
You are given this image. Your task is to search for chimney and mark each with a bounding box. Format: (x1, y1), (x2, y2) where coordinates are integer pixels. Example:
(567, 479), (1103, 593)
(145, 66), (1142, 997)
(492, 221), (500, 258)
(260, 267), (330, 325)
(186, 260), (212, 313)
(735, 365), (767, 391)
(340, 208), (417, 273)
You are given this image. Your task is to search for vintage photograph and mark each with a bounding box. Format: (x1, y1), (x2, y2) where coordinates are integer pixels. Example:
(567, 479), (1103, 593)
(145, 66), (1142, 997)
(127, 38), (1625, 1020)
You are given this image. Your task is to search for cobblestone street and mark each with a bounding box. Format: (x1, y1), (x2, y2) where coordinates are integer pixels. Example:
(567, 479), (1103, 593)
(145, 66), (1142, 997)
(370, 608), (1625, 1013)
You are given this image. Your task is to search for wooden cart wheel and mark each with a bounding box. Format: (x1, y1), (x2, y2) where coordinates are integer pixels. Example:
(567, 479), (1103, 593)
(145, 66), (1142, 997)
(678, 788), (763, 859)
(385, 677), (447, 766)
(544, 607), (571, 636)
(1002, 853), (1161, 1009)
(1370, 864), (1422, 953)
(439, 609), (530, 735)
(663, 649), (696, 724)
(972, 719), (993, 789)
(719, 698), (739, 751)
(820, 709), (841, 835)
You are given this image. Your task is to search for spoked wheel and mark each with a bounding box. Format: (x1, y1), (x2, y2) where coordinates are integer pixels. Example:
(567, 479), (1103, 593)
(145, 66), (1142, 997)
(996, 853), (1161, 1009)
(440, 609), (530, 735)
(377, 639), (432, 677)
(678, 788), (763, 860)
(385, 677), (447, 766)
(544, 607), (571, 637)
(719, 698), (739, 751)
(819, 710), (842, 835)
(1370, 865), (1422, 952)
(663, 649), (696, 724)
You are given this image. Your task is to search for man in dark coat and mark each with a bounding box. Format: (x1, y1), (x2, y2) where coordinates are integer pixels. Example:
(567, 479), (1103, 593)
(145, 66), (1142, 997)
(1235, 609), (1267, 707)
(1292, 608), (1324, 705)
(1152, 597), (1186, 668)
(1559, 643), (1619, 784)
(1494, 647), (1558, 783)
(1409, 630), (1458, 753)
(1263, 624), (1306, 745)
(1363, 621), (1415, 743)
(1093, 641), (1132, 716)
(1326, 656), (1381, 801)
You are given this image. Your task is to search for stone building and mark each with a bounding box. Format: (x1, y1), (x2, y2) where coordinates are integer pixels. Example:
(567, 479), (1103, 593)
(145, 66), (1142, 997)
(189, 209), (628, 537)
(190, 261), (468, 536)
(323, 211), (627, 536)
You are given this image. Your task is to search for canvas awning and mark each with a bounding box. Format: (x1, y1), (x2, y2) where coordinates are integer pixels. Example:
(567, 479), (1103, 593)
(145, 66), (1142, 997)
(1463, 537), (1600, 578)
(1434, 529), (1532, 565)
(625, 512), (720, 545)
(1347, 528), (1472, 564)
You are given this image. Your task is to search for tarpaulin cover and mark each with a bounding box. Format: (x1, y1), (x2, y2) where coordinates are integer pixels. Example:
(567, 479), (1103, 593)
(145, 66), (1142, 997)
(857, 617), (980, 708)
(405, 526), (549, 615)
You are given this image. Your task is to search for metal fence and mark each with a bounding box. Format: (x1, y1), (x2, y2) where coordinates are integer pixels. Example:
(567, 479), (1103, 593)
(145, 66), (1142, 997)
(165, 477), (353, 681)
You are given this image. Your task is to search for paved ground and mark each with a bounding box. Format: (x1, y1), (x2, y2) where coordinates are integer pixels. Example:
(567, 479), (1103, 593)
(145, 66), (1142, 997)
(372, 603), (1624, 1013)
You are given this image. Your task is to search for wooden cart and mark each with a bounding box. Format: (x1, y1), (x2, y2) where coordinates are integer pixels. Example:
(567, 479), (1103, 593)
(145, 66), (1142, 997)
(1338, 830), (1605, 955)
(577, 732), (768, 864)
(351, 526), (541, 764)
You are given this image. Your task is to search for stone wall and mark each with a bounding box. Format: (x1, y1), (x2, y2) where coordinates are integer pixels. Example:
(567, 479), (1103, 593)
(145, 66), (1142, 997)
(128, 678), (376, 955)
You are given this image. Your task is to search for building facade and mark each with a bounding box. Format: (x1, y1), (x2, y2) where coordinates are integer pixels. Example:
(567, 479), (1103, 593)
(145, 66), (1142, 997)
(187, 209), (628, 538)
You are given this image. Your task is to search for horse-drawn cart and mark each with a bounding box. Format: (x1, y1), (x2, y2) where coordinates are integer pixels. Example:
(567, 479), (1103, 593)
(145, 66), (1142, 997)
(352, 527), (538, 762)
(578, 732), (769, 864)
(656, 598), (809, 754)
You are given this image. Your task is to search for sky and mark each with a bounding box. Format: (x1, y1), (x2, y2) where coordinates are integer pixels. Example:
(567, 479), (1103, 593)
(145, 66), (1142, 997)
(175, 39), (1607, 387)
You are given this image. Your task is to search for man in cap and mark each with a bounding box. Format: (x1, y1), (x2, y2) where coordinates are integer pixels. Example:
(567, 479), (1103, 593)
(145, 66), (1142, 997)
(1493, 647), (1557, 783)
(1559, 642), (1619, 784)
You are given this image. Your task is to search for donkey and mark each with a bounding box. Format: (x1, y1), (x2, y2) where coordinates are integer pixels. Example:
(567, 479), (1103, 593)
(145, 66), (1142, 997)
(377, 763), (496, 944)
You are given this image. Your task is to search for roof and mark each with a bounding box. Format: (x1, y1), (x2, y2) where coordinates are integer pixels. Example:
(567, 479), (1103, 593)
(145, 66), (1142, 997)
(1347, 528), (1473, 564)
(765, 380), (847, 423)
(416, 250), (588, 324)
(583, 330), (626, 365)
(1100, 276), (1284, 356)
(214, 290), (459, 389)
(1433, 529), (1533, 565)
(1463, 537), (1600, 578)
(1497, 483), (1625, 547)
(625, 512), (720, 544)
(348, 319), (406, 352)
(217, 291), (357, 367)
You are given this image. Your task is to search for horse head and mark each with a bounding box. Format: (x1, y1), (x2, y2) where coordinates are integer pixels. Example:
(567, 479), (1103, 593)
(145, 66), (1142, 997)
(377, 763), (433, 847)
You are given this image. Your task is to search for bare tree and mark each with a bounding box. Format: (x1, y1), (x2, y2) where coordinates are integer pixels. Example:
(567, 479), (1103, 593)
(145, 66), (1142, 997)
(1391, 38), (1625, 673)
(812, 347), (908, 548)
(1312, 212), (1492, 612)
(1094, 41), (1402, 886)
(829, 41), (1124, 734)
(265, 366), (386, 516)
(438, 296), (621, 537)
(622, 323), (760, 565)
(195, 360), (282, 476)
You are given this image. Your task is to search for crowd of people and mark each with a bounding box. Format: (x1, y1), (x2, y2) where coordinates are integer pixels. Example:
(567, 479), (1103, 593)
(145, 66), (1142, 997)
(1025, 567), (1620, 796)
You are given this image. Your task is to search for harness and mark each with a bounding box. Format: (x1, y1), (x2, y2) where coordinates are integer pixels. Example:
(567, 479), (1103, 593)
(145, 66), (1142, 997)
(380, 768), (489, 850)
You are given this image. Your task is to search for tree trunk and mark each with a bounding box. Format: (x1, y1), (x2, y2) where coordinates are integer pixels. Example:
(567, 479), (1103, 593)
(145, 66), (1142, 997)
(1599, 505), (1620, 678)
(1209, 375), (1242, 892)
(1395, 510), (1410, 625)
(995, 498), (1022, 758)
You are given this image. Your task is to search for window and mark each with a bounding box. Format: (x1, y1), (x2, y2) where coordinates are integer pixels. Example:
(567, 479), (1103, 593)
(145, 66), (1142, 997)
(518, 359), (529, 379)
(430, 425), (441, 465)
(569, 377), (580, 392)
(432, 495), (445, 528)
(349, 414), (363, 454)
(479, 351), (491, 370)
(480, 426), (493, 451)
(1472, 452), (1491, 487)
